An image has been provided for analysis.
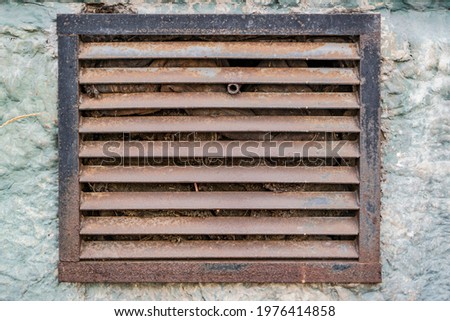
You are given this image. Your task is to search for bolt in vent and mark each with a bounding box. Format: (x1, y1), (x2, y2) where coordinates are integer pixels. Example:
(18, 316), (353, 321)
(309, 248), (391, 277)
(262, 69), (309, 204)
(58, 14), (381, 283)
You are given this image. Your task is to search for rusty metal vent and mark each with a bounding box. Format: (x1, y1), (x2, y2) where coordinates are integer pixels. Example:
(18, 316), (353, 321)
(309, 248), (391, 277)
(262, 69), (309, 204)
(57, 14), (381, 283)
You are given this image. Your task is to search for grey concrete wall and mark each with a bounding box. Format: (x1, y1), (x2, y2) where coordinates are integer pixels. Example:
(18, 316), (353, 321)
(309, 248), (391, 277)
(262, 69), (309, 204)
(0, 0), (449, 300)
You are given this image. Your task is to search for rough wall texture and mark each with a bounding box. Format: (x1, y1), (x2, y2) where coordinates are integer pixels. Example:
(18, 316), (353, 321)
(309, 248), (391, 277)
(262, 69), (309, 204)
(0, 0), (449, 300)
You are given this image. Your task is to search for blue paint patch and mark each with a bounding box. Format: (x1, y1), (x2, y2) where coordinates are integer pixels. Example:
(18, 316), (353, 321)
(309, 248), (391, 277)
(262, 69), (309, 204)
(332, 264), (351, 271)
(204, 263), (247, 271)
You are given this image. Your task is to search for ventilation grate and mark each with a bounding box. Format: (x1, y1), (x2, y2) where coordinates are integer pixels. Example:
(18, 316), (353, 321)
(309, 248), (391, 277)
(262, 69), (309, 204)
(57, 14), (381, 283)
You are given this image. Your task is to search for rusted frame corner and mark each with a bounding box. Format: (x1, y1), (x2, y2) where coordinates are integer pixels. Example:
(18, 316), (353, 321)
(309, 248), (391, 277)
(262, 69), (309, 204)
(57, 13), (381, 283)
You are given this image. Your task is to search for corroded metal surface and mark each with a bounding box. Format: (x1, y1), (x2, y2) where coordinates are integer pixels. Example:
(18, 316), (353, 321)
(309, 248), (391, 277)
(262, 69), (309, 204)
(80, 216), (359, 236)
(58, 13), (380, 283)
(58, 35), (80, 262)
(79, 41), (360, 60)
(80, 165), (359, 184)
(57, 14), (380, 36)
(80, 240), (359, 259)
(80, 67), (360, 85)
(79, 116), (360, 133)
(358, 27), (381, 263)
(80, 191), (359, 210)
(79, 140), (361, 158)
(59, 261), (382, 283)
(80, 92), (360, 110)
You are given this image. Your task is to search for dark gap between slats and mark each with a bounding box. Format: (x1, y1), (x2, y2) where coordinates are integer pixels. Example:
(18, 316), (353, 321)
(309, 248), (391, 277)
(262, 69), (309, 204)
(81, 182), (358, 193)
(80, 132), (359, 142)
(81, 209), (358, 218)
(78, 257), (360, 262)
(80, 84), (356, 96)
(80, 108), (359, 118)
(80, 158), (358, 167)
(79, 59), (358, 69)
(80, 35), (359, 43)
(81, 235), (357, 242)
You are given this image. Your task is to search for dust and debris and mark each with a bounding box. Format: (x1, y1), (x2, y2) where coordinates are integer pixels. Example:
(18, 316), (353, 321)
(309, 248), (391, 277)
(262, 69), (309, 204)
(0, 113), (43, 129)
(83, 3), (136, 14)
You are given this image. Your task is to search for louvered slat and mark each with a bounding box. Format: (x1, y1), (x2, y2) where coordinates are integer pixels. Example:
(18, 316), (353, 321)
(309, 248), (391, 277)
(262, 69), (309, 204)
(79, 116), (360, 133)
(79, 41), (360, 60)
(80, 216), (359, 236)
(79, 67), (359, 85)
(80, 166), (359, 184)
(80, 92), (360, 110)
(79, 140), (360, 158)
(80, 191), (359, 210)
(80, 240), (359, 259)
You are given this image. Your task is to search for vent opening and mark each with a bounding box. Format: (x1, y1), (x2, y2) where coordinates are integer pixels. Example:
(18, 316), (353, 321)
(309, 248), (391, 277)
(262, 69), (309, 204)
(58, 14), (380, 283)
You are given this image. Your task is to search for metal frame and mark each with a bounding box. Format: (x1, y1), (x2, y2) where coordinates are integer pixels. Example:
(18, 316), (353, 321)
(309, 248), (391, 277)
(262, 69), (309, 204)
(57, 14), (381, 283)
